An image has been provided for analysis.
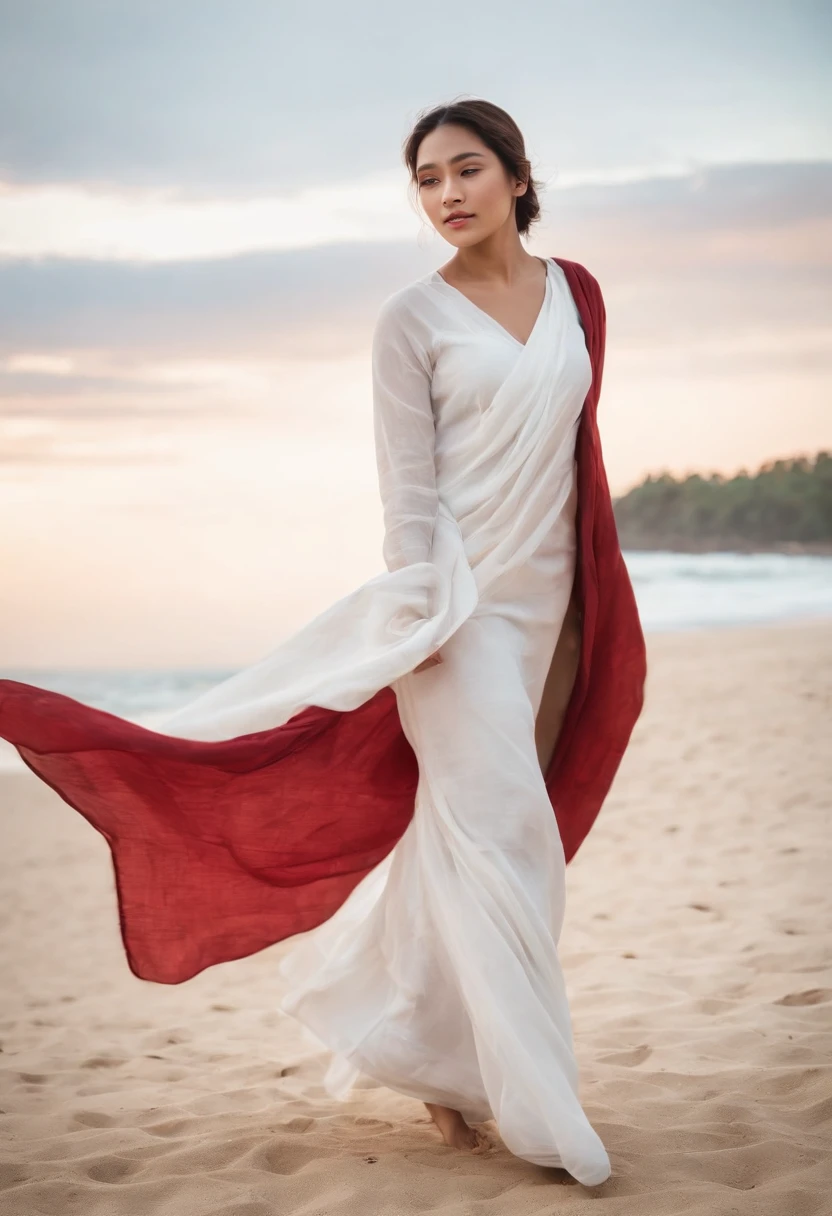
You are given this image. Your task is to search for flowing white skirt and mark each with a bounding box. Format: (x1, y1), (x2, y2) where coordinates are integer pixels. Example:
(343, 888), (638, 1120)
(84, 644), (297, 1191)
(276, 492), (612, 1187)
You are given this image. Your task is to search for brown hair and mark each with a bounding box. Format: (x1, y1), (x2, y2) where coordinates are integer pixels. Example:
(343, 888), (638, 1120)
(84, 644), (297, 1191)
(402, 98), (542, 237)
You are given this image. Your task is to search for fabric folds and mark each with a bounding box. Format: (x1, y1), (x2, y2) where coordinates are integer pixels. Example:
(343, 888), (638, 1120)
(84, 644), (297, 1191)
(0, 257), (646, 992)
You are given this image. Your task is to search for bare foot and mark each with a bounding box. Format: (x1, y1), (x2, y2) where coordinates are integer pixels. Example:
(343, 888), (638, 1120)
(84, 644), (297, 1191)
(424, 1102), (491, 1152)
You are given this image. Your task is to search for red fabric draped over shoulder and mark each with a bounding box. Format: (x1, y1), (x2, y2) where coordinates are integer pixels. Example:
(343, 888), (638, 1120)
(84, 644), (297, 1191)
(546, 257), (647, 856)
(0, 256), (646, 985)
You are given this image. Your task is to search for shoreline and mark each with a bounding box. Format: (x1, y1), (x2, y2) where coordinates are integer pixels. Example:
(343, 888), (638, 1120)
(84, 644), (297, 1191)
(0, 616), (830, 776)
(620, 539), (832, 556)
(2, 608), (831, 676)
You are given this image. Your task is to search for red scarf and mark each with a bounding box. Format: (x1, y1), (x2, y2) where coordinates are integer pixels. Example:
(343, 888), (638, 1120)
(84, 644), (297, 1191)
(0, 257), (647, 985)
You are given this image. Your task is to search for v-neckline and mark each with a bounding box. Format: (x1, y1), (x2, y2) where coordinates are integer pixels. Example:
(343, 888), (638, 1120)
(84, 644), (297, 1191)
(431, 256), (552, 349)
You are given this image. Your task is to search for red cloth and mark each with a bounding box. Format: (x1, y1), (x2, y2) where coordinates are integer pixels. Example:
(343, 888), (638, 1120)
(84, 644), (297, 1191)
(0, 257), (647, 985)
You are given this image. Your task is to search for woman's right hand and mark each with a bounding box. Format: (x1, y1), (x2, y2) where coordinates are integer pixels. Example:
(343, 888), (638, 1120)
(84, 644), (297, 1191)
(413, 650), (443, 674)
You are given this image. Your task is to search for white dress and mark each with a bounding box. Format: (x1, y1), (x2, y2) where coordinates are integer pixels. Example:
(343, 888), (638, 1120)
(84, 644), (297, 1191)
(162, 256), (611, 1185)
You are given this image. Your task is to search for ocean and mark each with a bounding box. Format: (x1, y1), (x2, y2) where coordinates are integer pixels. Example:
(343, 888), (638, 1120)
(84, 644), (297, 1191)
(2, 552), (831, 726)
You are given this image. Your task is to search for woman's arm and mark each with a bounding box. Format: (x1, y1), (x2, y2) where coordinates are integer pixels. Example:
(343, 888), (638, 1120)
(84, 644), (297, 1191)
(372, 298), (439, 574)
(372, 297), (443, 671)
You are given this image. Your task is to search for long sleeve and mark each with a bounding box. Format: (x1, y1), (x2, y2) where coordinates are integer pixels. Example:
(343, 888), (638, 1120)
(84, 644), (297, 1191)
(371, 298), (439, 573)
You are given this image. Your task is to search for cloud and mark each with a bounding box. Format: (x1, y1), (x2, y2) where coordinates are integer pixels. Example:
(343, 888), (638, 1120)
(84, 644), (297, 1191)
(2, 3), (828, 666)
(0, 171), (416, 261)
(4, 155), (828, 266)
(0, 161), (828, 361)
(0, 2), (827, 190)
(0, 239), (433, 358)
(0, 161), (828, 487)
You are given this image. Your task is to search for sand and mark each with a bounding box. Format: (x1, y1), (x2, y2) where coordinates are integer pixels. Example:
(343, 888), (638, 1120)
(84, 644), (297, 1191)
(1, 619), (830, 1215)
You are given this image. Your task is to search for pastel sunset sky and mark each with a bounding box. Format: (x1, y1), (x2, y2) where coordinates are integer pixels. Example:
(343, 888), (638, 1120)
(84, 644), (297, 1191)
(1, 1), (829, 666)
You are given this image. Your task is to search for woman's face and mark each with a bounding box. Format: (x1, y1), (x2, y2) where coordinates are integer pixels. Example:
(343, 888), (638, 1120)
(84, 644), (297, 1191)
(414, 123), (524, 247)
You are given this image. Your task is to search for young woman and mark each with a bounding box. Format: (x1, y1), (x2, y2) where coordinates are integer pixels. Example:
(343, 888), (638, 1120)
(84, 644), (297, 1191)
(0, 99), (646, 1187)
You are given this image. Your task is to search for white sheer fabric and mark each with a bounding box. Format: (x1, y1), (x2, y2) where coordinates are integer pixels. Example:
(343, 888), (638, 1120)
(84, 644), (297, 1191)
(161, 257), (611, 1185)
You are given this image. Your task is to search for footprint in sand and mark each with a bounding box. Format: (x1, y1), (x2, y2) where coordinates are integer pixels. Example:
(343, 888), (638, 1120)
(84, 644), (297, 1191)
(252, 1140), (321, 1175)
(142, 1118), (190, 1138)
(598, 1044), (653, 1066)
(81, 1057), (125, 1069)
(279, 1115), (315, 1132)
(73, 1110), (114, 1128)
(774, 989), (831, 1006)
(696, 997), (737, 1015)
(86, 1158), (138, 1184)
(0, 1164), (28, 1189)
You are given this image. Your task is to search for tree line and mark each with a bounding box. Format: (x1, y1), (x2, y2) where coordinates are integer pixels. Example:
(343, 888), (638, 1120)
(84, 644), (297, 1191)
(612, 451), (832, 552)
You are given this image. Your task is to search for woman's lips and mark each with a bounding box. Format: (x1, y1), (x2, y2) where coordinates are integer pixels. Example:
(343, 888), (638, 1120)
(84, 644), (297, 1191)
(445, 215), (473, 227)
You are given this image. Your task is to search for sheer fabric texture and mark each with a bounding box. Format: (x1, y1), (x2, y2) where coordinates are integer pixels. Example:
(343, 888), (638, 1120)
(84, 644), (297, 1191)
(0, 256), (636, 1186)
(274, 258), (611, 1185)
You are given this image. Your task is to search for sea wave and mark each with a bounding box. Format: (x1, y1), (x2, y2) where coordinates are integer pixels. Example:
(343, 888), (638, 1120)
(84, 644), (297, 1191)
(1, 553), (830, 743)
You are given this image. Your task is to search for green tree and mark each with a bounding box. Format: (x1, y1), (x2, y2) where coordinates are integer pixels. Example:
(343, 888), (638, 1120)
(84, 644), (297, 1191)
(613, 452), (832, 551)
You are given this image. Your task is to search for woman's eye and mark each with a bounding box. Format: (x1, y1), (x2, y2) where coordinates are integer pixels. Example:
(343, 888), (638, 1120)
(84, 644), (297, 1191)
(418, 168), (478, 188)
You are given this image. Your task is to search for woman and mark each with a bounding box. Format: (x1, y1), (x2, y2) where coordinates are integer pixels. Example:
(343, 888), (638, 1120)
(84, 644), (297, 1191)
(0, 100), (646, 1187)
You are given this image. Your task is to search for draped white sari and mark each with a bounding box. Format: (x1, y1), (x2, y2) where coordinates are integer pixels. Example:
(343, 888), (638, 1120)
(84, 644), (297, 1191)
(163, 258), (581, 744)
(161, 256), (612, 1186)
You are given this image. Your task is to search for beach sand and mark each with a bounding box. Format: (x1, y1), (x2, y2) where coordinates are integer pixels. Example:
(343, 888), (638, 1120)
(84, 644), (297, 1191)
(1, 620), (830, 1215)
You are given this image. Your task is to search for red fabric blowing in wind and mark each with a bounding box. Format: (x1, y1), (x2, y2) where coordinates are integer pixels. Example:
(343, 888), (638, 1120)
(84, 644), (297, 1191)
(0, 257), (647, 985)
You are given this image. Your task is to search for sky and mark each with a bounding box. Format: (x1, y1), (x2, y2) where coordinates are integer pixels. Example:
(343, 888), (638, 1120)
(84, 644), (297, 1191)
(1, 0), (830, 667)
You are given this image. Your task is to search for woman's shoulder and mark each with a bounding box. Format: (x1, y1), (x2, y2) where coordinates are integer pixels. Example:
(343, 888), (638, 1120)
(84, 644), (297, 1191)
(549, 256), (603, 298)
(375, 274), (436, 324)
(372, 276), (439, 357)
